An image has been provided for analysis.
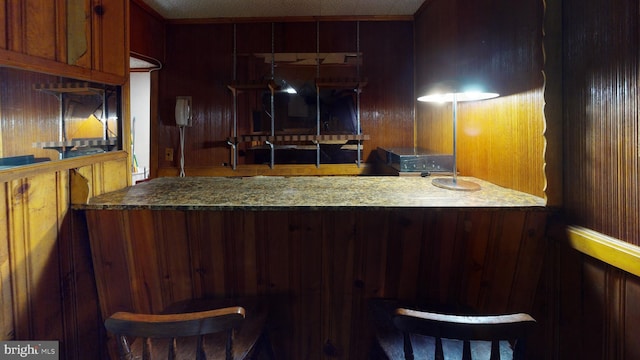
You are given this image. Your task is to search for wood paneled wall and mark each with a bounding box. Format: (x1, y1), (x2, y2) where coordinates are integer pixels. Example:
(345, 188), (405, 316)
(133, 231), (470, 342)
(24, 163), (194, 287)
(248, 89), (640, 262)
(0, 67), (60, 159)
(558, 247), (640, 359)
(154, 20), (414, 175)
(85, 207), (550, 359)
(0, 152), (129, 359)
(414, 0), (546, 199)
(130, 0), (165, 62)
(536, 222), (640, 360)
(562, 0), (640, 245)
(535, 0), (640, 358)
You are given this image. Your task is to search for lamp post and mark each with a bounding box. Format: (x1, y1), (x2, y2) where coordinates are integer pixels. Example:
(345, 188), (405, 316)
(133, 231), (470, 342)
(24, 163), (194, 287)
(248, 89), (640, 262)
(418, 89), (498, 191)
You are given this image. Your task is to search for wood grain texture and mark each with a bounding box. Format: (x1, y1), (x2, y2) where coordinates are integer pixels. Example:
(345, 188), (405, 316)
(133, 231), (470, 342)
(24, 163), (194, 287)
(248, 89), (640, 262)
(0, 67), (60, 160)
(0, 0), (127, 85)
(156, 20), (414, 174)
(95, 0), (128, 77)
(86, 208), (550, 359)
(554, 242), (640, 360)
(130, 0), (165, 62)
(1, 0), (66, 64)
(414, 0), (546, 199)
(0, 155), (128, 360)
(562, 0), (640, 245)
(0, 1), (7, 50)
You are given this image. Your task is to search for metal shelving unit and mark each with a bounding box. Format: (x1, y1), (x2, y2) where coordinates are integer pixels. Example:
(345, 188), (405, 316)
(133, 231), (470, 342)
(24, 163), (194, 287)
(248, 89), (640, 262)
(228, 21), (368, 169)
(33, 82), (120, 158)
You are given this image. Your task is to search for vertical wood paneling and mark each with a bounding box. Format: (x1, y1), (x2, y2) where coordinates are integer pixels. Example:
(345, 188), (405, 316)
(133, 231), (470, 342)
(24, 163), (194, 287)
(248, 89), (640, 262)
(0, 1), (7, 50)
(294, 210), (324, 358)
(563, 0), (640, 245)
(555, 238), (640, 360)
(6, 1), (23, 53)
(23, 0), (59, 60)
(389, 210), (425, 301)
(154, 210), (193, 305)
(160, 23), (235, 168)
(625, 276), (640, 359)
(85, 210), (134, 318)
(480, 211), (526, 312)
(0, 67), (60, 160)
(125, 209), (163, 313)
(460, 211), (492, 309)
(321, 211), (357, 358)
(60, 209), (104, 360)
(263, 211), (295, 359)
(27, 172), (64, 340)
(95, 0), (127, 77)
(186, 211), (226, 298)
(130, 0), (165, 62)
(360, 21), (415, 153)
(157, 20), (414, 173)
(236, 211), (260, 295)
(8, 178), (34, 339)
(2, 0), (65, 61)
(0, 183), (12, 339)
(582, 258), (607, 358)
(508, 211), (549, 312)
(0, 153), (126, 360)
(86, 207), (549, 359)
(414, 0), (545, 198)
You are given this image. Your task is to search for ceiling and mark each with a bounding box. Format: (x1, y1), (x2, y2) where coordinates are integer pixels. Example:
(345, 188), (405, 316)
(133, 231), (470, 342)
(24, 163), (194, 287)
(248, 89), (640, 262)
(139, 0), (425, 19)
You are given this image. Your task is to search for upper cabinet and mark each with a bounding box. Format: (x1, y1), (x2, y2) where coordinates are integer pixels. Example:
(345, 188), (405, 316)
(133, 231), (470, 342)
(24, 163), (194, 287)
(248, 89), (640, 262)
(0, 0), (128, 84)
(0, 0), (66, 61)
(68, 0), (128, 80)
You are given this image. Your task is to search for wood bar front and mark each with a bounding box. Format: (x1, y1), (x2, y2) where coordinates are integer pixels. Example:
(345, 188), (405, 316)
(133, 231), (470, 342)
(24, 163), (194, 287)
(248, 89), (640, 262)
(79, 177), (549, 359)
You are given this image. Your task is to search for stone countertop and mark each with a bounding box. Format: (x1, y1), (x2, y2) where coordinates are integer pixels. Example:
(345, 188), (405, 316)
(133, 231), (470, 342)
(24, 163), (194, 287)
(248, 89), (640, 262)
(75, 176), (546, 211)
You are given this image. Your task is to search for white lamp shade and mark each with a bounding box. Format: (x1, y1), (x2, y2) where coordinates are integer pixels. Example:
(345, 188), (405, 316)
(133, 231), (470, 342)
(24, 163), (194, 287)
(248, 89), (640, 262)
(416, 86), (499, 191)
(417, 91), (499, 103)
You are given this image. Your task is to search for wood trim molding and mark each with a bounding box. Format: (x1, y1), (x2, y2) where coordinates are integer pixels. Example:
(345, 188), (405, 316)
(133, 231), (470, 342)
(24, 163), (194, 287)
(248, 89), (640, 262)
(130, 0), (167, 22)
(0, 151), (128, 183)
(566, 225), (640, 278)
(166, 15), (414, 25)
(156, 163), (375, 177)
(0, 48), (126, 85)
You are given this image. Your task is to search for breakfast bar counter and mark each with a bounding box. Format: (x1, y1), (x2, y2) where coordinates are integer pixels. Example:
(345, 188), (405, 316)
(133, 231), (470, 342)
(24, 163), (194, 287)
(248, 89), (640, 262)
(79, 175), (546, 210)
(78, 176), (549, 360)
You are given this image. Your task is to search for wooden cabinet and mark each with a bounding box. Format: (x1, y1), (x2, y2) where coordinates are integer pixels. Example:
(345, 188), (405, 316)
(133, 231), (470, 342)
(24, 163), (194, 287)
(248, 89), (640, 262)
(68, 0), (128, 79)
(0, 0), (66, 61)
(0, 0), (127, 84)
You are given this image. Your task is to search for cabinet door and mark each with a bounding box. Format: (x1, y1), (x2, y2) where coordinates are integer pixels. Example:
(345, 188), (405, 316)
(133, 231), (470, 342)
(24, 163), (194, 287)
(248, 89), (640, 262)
(1, 0), (66, 62)
(91, 0), (127, 77)
(67, 0), (127, 79)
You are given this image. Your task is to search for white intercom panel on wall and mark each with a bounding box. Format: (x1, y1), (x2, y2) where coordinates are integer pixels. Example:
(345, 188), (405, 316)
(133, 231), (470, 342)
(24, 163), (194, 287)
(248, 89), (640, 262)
(175, 96), (192, 127)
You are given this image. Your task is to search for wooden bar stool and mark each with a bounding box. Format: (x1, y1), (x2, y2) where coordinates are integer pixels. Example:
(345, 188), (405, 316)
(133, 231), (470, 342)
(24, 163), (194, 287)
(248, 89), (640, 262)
(105, 297), (273, 360)
(369, 299), (536, 360)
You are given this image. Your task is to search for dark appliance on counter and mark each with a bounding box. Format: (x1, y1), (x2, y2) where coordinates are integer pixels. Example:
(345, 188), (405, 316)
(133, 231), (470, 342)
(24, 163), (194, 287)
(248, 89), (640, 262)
(377, 147), (453, 174)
